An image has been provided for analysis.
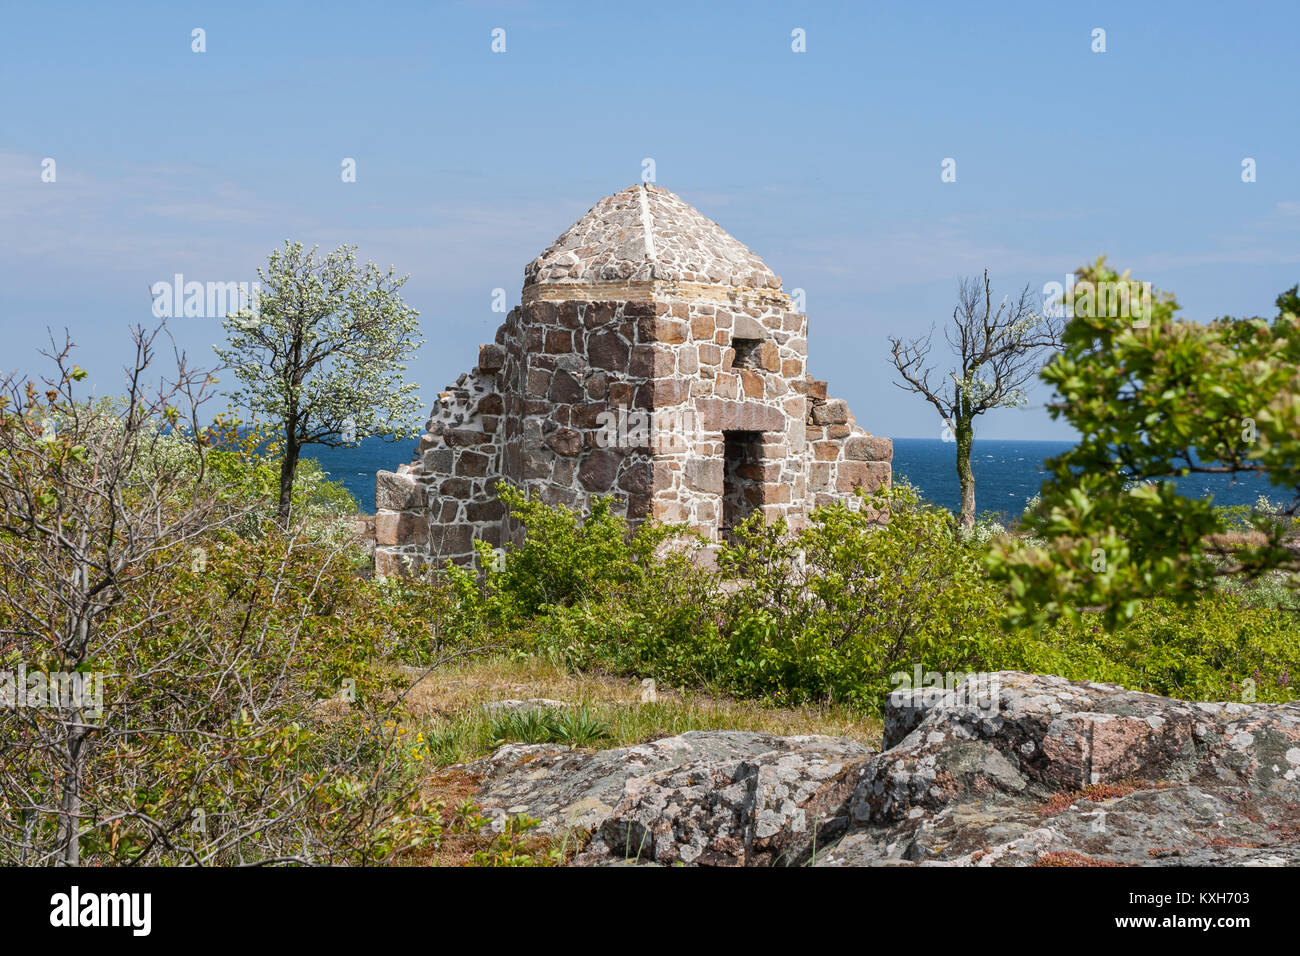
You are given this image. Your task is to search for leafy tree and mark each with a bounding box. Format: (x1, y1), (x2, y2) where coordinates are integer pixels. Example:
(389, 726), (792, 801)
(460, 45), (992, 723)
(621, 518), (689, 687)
(216, 242), (423, 525)
(0, 326), (243, 863)
(890, 270), (1061, 527)
(988, 258), (1300, 627)
(0, 327), (450, 865)
(1276, 283), (1300, 319)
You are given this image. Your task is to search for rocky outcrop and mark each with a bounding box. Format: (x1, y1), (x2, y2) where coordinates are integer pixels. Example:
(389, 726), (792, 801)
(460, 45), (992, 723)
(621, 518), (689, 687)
(453, 731), (872, 866)
(442, 673), (1300, 866)
(822, 672), (1300, 866)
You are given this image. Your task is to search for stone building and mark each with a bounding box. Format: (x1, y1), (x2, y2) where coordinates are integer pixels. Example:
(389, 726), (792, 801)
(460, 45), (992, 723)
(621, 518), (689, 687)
(374, 183), (891, 573)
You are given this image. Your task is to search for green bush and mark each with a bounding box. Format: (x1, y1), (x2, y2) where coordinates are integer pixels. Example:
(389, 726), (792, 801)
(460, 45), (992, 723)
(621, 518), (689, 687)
(463, 483), (1300, 715)
(0, 523), (450, 865)
(1059, 594), (1298, 702)
(477, 485), (681, 619)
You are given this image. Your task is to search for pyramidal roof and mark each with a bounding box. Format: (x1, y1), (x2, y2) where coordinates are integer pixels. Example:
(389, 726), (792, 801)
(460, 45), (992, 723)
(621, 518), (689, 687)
(523, 183), (782, 294)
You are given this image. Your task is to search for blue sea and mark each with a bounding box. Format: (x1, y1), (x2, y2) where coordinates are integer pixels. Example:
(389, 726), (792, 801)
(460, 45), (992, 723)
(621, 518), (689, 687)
(890, 438), (1285, 520)
(306, 436), (1287, 518)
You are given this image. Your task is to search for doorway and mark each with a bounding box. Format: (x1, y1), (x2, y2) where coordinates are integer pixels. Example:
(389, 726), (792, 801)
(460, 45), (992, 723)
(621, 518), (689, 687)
(722, 430), (763, 536)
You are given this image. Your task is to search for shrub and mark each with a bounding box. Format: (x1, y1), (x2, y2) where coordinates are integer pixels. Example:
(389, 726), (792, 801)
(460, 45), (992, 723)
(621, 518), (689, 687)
(715, 486), (1021, 708)
(1059, 594), (1299, 703)
(469, 484), (1300, 714)
(0, 523), (451, 865)
(478, 485), (685, 620)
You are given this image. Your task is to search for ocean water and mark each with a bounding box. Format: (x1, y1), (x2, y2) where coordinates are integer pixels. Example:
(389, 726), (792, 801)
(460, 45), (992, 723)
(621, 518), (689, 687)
(891, 438), (1285, 519)
(307, 437), (417, 513)
(306, 436), (1287, 518)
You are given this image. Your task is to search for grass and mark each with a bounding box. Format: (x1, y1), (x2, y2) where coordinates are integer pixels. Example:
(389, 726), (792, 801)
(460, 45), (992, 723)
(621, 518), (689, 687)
(387, 647), (1295, 866)
(394, 653), (883, 768)
(383, 653), (883, 866)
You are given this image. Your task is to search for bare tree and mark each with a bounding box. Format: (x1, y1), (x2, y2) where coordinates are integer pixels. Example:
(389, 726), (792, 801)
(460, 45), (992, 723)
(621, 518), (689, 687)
(0, 326), (433, 865)
(0, 325), (239, 863)
(889, 270), (1061, 528)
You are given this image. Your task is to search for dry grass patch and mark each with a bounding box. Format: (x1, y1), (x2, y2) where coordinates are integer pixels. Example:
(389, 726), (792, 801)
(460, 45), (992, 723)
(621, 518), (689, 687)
(397, 655), (644, 720)
(394, 653), (882, 866)
(392, 653), (883, 767)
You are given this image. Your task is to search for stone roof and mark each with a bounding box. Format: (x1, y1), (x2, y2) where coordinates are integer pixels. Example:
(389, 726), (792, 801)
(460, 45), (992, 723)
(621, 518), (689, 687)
(523, 184), (782, 293)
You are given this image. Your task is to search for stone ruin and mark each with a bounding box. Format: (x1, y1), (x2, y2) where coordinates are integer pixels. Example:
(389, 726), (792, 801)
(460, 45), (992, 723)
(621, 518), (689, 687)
(374, 183), (892, 573)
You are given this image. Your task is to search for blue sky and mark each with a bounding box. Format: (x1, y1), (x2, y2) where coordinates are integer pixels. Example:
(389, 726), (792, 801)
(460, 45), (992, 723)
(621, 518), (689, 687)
(2, 0), (1297, 442)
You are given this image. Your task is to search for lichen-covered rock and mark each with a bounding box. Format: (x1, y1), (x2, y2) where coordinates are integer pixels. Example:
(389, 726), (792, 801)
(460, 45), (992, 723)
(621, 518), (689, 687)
(451, 731), (874, 866)
(480, 698), (569, 715)
(576, 734), (871, 867)
(818, 672), (1300, 866)
(443, 673), (1300, 866)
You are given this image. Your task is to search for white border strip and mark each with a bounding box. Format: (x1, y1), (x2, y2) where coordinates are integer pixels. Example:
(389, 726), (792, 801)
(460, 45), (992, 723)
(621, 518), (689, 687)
(638, 182), (657, 262)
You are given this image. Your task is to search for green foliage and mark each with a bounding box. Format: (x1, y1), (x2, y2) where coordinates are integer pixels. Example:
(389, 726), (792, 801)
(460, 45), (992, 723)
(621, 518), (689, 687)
(464, 486), (1040, 709)
(0, 379), (443, 865)
(0, 521), (457, 865)
(988, 258), (1300, 627)
(487, 707), (556, 746)
(152, 415), (360, 534)
(455, 485), (724, 687)
(1063, 594), (1298, 704)
(215, 240), (423, 521)
(215, 241), (424, 450)
(295, 457), (361, 517)
(470, 814), (561, 867)
(714, 487), (1009, 708)
(451, 484), (1300, 715)
(487, 705), (612, 748)
(479, 484), (683, 619)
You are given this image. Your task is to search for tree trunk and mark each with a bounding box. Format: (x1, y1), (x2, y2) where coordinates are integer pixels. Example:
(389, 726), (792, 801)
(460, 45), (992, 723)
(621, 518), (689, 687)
(58, 600), (92, 865)
(277, 439), (300, 527)
(58, 724), (85, 865)
(955, 413), (975, 529)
